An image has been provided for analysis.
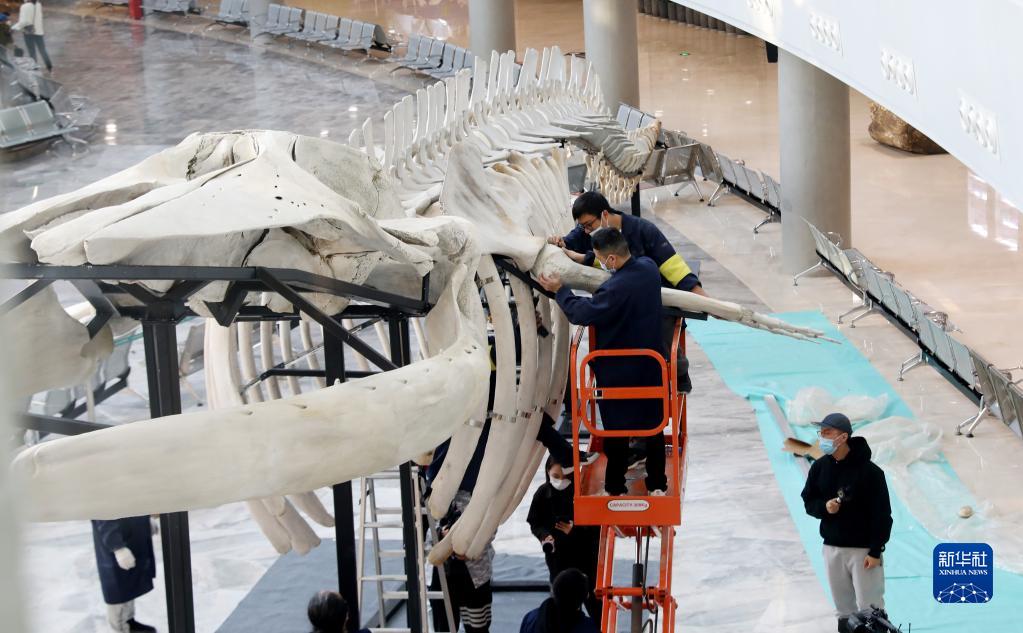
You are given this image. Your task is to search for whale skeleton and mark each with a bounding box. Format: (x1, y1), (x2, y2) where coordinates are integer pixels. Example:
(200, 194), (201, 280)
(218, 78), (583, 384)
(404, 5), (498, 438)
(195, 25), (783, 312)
(2, 48), (826, 561)
(350, 46), (660, 208)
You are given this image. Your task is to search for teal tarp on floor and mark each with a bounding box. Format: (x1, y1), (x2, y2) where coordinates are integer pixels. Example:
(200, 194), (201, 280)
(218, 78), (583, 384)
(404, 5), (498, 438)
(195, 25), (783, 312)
(688, 311), (1018, 632)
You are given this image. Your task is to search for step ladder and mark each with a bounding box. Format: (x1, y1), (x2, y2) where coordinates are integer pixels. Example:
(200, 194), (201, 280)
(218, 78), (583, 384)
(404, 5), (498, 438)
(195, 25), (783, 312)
(357, 464), (455, 633)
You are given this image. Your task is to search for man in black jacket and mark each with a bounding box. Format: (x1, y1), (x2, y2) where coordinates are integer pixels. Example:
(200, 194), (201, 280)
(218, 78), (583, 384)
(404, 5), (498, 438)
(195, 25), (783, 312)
(801, 413), (893, 633)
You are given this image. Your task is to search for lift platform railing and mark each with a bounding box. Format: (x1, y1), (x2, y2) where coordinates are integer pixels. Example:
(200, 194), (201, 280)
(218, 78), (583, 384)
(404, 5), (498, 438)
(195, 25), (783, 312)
(570, 320), (687, 527)
(569, 320), (687, 633)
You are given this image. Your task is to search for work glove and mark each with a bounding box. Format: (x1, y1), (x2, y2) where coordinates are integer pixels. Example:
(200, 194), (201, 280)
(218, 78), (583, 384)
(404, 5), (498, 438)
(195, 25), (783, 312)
(114, 547), (136, 571)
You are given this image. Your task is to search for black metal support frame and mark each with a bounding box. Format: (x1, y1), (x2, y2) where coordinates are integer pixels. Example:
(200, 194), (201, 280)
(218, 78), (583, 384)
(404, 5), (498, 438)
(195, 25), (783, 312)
(1, 263), (433, 633)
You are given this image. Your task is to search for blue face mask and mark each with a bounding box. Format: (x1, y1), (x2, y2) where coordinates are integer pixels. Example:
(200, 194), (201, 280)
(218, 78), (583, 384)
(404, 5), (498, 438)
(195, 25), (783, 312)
(598, 257), (615, 274)
(818, 434), (845, 455)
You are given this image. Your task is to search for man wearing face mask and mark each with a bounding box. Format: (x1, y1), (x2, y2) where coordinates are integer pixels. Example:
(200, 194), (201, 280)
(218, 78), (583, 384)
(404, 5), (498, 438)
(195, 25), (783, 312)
(800, 413), (893, 633)
(537, 228), (667, 497)
(527, 457), (601, 622)
(549, 192), (704, 400)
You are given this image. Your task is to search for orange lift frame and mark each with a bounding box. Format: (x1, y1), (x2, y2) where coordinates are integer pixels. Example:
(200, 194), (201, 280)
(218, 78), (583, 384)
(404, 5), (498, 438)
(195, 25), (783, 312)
(570, 320), (688, 633)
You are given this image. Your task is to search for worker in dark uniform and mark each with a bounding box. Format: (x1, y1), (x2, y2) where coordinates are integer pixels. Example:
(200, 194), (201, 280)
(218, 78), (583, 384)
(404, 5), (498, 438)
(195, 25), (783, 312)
(549, 191), (705, 393)
(90, 517), (158, 633)
(538, 227), (667, 496)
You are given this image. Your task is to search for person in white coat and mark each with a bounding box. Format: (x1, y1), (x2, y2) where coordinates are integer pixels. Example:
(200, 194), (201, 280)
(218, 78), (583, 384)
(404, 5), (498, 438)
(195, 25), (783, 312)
(11, 0), (52, 71)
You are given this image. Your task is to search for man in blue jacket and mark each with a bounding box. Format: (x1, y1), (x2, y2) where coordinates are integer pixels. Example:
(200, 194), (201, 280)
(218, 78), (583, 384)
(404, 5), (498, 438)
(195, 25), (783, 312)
(91, 517), (157, 632)
(538, 228), (667, 496)
(549, 191), (705, 394)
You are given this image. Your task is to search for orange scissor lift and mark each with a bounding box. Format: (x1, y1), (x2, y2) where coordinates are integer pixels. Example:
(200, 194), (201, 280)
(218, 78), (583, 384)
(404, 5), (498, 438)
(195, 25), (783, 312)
(570, 319), (688, 633)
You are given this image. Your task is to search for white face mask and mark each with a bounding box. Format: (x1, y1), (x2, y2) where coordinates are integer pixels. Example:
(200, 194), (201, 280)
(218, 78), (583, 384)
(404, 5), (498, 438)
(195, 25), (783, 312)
(597, 256), (615, 274)
(550, 477), (571, 491)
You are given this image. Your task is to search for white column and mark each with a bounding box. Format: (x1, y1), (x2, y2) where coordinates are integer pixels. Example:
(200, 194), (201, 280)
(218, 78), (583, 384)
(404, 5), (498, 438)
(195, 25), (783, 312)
(779, 50), (851, 274)
(583, 0), (640, 110)
(247, 0), (273, 44)
(469, 0), (517, 59)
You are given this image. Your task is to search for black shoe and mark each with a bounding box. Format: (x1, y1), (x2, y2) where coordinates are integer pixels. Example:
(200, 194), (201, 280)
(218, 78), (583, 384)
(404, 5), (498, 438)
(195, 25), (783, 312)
(837, 617), (850, 633)
(677, 355), (693, 394)
(128, 619), (157, 633)
(580, 451), (599, 466)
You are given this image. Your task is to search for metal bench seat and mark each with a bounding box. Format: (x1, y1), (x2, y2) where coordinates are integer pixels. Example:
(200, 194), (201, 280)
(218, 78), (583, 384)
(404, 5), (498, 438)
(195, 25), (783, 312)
(212, 0), (250, 27)
(49, 87), (100, 128)
(308, 15), (340, 42)
(0, 102), (77, 150)
(762, 173), (781, 210)
(265, 7), (302, 35)
(287, 11), (325, 41)
(795, 220), (862, 288)
(334, 23), (387, 53)
(394, 37), (445, 69)
(656, 137), (703, 201)
(948, 336), (977, 389)
(325, 19), (367, 48)
(145, 0), (193, 13)
(425, 45), (463, 78)
(388, 33), (424, 64)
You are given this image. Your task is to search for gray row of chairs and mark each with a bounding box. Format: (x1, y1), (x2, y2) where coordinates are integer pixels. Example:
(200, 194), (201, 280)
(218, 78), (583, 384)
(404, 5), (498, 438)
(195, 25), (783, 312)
(2, 50), (98, 131)
(145, 0), (195, 14)
(797, 219), (1023, 438)
(615, 103), (659, 132)
(707, 150), (781, 233)
(211, 0), (250, 28)
(637, 0), (747, 34)
(0, 101), (83, 151)
(616, 100), (783, 232)
(612, 104), (705, 201)
(390, 34), (475, 78)
(264, 4), (391, 54)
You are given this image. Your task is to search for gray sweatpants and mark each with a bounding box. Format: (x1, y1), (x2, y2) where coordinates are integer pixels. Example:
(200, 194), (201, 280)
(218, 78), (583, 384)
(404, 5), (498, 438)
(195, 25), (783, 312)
(106, 600), (135, 632)
(823, 545), (885, 618)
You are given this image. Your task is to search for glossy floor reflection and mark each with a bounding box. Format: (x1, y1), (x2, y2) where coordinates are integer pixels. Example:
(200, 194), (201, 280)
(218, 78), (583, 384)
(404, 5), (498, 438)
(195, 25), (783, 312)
(1, 6), (413, 210)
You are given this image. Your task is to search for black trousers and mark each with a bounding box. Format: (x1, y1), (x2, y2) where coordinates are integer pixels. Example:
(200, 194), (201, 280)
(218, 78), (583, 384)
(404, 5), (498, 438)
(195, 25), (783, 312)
(536, 412), (574, 467)
(604, 432), (666, 495)
(430, 562), (492, 633)
(661, 315), (691, 393)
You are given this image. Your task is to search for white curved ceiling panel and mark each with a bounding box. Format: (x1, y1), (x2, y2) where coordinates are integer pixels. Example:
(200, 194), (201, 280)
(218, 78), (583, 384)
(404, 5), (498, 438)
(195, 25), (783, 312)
(672, 0), (1023, 206)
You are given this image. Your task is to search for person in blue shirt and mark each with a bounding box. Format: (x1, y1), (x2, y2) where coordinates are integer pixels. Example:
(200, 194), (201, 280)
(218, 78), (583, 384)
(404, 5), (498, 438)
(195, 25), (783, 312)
(519, 568), (600, 633)
(538, 228), (668, 496)
(549, 191), (706, 394)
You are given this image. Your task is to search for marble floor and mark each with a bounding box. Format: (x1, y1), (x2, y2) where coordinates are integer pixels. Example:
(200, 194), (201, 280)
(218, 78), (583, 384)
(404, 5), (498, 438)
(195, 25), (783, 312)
(4, 3), (1022, 633)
